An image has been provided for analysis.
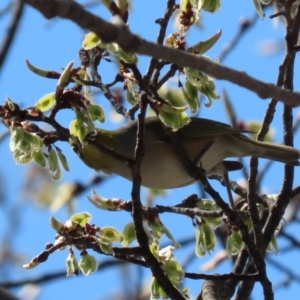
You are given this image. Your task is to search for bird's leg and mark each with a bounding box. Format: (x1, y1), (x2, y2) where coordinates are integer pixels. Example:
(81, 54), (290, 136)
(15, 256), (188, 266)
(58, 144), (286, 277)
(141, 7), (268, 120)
(223, 169), (236, 210)
(191, 149), (237, 209)
(206, 161), (242, 210)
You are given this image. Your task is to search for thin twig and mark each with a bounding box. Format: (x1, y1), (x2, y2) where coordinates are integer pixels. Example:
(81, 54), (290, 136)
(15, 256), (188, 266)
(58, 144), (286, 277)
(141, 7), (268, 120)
(143, 0), (176, 85)
(218, 13), (259, 62)
(0, 0), (25, 70)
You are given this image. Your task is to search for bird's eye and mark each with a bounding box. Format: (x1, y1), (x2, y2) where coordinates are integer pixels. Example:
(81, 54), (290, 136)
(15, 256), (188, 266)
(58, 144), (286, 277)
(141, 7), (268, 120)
(71, 144), (81, 156)
(71, 145), (78, 153)
(86, 130), (98, 141)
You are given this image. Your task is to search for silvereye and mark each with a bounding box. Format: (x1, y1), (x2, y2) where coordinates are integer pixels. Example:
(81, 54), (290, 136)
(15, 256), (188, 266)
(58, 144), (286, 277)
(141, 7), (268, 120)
(71, 117), (300, 189)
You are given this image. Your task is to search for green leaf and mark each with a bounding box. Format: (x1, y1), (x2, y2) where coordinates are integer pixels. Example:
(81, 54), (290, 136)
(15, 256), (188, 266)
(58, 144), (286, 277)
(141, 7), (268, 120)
(159, 110), (191, 131)
(252, 0), (265, 18)
(79, 253), (98, 276)
(10, 127), (24, 152)
(28, 133), (43, 151)
(117, 48), (138, 64)
(125, 79), (139, 105)
(56, 147), (70, 171)
(6, 97), (16, 111)
(226, 233), (233, 259)
(202, 222), (216, 252)
(182, 80), (199, 114)
(48, 147), (59, 172)
(17, 139), (31, 153)
(35, 92), (56, 112)
(122, 222), (136, 247)
(51, 166), (62, 181)
(148, 217), (164, 239)
(26, 59), (57, 78)
(99, 226), (123, 242)
(160, 222), (180, 249)
(195, 227), (205, 257)
(163, 260), (184, 277)
(151, 277), (168, 300)
(184, 59), (220, 108)
(50, 216), (64, 231)
(31, 150), (47, 167)
(70, 212), (92, 226)
(96, 237), (114, 254)
(18, 152), (33, 164)
(82, 32), (101, 50)
(78, 124), (87, 145)
(158, 102), (189, 114)
(87, 104), (105, 123)
(149, 239), (160, 260)
(107, 43), (138, 64)
(184, 67), (199, 82)
(66, 252), (79, 276)
(231, 230), (243, 250)
(69, 119), (80, 138)
(107, 43), (119, 55)
(188, 29), (222, 54)
(13, 149), (22, 163)
(126, 88), (138, 105)
(57, 61), (73, 91)
(202, 216), (222, 227)
(202, 0), (221, 12)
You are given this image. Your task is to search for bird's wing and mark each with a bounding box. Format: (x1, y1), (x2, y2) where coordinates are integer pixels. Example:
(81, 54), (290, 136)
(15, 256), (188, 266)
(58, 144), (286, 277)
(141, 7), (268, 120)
(118, 116), (249, 141)
(178, 118), (247, 139)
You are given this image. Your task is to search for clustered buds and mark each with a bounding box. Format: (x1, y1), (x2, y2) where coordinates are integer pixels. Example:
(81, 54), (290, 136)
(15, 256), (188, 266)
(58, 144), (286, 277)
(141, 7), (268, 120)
(149, 240), (189, 299)
(183, 65), (220, 109)
(8, 118), (70, 180)
(24, 211), (126, 275)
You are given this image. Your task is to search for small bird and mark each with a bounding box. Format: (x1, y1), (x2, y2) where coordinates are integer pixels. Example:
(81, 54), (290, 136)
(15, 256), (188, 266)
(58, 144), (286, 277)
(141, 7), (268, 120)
(71, 117), (300, 190)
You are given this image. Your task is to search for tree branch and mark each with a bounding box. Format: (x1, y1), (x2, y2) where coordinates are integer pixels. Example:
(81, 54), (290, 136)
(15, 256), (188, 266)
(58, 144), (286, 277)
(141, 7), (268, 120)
(21, 0), (300, 107)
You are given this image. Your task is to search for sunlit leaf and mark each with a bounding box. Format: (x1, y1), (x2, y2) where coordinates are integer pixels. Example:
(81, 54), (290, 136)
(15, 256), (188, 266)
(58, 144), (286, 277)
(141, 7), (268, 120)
(35, 92), (56, 112)
(99, 226), (123, 242)
(122, 222), (136, 247)
(252, 0), (265, 18)
(188, 29), (222, 54)
(82, 32), (101, 50)
(70, 212), (92, 226)
(79, 253), (98, 276)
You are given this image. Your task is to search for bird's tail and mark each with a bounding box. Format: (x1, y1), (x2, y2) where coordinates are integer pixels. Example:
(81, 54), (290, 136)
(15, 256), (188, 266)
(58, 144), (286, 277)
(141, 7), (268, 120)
(235, 135), (300, 166)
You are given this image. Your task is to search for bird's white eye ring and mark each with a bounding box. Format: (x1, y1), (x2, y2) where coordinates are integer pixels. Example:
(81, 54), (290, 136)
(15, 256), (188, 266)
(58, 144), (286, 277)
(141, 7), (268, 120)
(86, 130), (98, 141)
(71, 144), (84, 158)
(71, 145), (79, 154)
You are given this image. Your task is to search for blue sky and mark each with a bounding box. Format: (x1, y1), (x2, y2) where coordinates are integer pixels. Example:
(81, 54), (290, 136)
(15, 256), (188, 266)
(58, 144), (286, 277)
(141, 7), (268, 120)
(1, 1), (300, 299)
